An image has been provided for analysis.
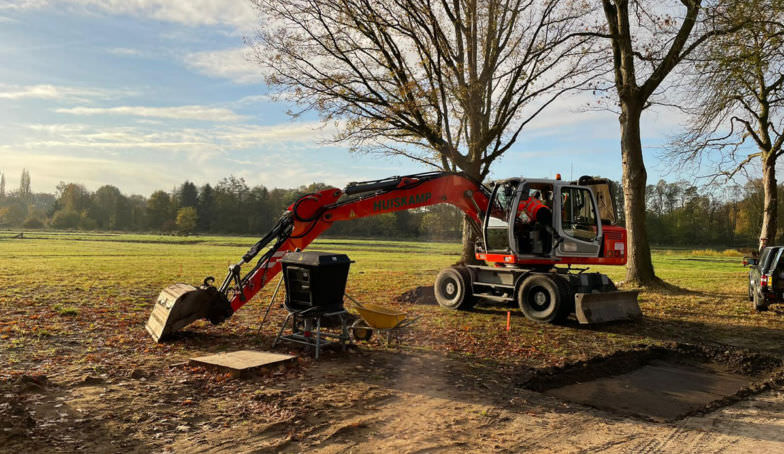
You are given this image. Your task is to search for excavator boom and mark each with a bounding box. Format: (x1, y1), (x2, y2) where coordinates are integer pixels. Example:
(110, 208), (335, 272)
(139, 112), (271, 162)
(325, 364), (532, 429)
(146, 172), (487, 341)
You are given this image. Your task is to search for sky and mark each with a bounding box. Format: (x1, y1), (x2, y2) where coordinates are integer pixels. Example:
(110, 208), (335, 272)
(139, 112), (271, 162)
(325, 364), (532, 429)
(0, 0), (703, 197)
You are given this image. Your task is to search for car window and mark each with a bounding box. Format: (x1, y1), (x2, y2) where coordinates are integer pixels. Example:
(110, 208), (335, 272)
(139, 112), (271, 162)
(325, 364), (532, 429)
(760, 248), (771, 268)
(763, 247), (782, 272)
(769, 248), (784, 273)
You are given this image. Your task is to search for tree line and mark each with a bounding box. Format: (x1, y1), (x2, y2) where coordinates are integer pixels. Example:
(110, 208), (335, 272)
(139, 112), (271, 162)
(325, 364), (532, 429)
(0, 170), (463, 240)
(0, 169), (777, 248)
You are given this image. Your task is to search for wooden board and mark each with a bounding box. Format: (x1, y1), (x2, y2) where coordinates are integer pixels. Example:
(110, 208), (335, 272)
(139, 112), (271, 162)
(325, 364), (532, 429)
(189, 350), (296, 374)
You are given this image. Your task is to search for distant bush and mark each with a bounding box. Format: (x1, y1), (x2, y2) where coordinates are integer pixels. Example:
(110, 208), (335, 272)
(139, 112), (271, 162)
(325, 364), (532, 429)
(50, 210), (80, 229)
(22, 217), (44, 229)
(79, 212), (98, 230)
(0, 203), (27, 226)
(176, 206), (198, 235)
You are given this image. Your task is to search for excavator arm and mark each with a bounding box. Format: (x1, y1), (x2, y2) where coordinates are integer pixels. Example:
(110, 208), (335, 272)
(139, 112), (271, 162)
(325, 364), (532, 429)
(146, 172), (490, 341)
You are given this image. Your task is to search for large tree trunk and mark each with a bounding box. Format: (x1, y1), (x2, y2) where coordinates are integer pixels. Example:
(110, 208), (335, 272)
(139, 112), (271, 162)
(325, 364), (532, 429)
(619, 102), (661, 286)
(460, 215), (481, 264)
(460, 163), (483, 265)
(759, 156), (777, 250)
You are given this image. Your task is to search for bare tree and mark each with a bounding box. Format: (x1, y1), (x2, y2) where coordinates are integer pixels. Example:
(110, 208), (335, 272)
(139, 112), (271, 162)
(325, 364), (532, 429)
(591, 0), (738, 286)
(670, 0), (784, 250)
(19, 169), (31, 201)
(250, 0), (598, 262)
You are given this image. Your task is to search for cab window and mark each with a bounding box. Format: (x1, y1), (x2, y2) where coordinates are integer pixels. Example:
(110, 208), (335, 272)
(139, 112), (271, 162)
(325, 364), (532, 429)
(561, 187), (598, 242)
(485, 182), (517, 251)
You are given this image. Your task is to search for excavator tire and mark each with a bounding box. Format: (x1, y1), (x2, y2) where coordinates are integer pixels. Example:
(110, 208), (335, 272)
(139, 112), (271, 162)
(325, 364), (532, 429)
(517, 274), (570, 324)
(434, 266), (475, 310)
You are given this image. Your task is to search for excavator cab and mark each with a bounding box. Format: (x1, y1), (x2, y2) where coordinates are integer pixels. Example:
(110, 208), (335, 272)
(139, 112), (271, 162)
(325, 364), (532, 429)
(473, 177), (638, 324)
(481, 178), (607, 261)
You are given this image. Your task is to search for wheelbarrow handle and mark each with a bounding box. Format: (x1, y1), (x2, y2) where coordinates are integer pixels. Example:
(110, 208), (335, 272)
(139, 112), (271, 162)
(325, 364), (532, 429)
(344, 293), (364, 309)
(394, 315), (422, 329)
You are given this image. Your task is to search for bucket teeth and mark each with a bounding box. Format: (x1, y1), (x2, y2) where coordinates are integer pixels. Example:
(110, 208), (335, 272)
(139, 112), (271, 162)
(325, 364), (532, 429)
(574, 290), (641, 324)
(145, 284), (233, 342)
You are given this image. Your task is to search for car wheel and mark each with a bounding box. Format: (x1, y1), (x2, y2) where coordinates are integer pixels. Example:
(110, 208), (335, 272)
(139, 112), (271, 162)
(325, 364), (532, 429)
(753, 290), (768, 312)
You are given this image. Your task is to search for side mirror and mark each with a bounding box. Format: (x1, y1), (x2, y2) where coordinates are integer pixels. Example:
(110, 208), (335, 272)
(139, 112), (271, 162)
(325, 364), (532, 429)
(744, 257), (758, 266)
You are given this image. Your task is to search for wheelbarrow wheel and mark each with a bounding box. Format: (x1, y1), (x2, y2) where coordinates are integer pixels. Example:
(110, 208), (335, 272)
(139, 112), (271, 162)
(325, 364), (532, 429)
(350, 319), (374, 342)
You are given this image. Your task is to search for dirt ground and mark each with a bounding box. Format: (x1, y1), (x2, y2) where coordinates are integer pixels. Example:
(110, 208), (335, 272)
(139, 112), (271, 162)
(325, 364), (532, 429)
(5, 236), (784, 453)
(4, 340), (784, 453)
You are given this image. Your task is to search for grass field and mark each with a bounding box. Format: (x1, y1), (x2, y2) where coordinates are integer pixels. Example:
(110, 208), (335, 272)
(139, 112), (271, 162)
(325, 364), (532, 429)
(2, 230), (781, 374)
(3, 230), (784, 451)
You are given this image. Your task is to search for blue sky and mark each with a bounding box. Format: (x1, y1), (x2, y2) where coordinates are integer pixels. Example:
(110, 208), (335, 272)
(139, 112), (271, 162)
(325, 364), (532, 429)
(0, 0), (699, 196)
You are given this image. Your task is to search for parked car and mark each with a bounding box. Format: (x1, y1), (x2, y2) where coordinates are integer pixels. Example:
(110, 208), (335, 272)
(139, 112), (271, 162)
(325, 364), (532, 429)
(744, 246), (784, 311)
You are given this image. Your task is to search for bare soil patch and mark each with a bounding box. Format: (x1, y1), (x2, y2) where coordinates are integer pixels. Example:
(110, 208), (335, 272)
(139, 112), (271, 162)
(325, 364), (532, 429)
(395, 285), (436, 305)
(520, 343), (783, 422)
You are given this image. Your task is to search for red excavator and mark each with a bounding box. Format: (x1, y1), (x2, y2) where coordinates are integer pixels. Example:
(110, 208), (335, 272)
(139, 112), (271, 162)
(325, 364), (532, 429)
(146, 171), (640, 342)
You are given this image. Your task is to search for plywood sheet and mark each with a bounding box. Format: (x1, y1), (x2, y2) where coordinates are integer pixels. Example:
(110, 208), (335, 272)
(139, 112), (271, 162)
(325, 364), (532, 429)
(189, 350), (295, 373)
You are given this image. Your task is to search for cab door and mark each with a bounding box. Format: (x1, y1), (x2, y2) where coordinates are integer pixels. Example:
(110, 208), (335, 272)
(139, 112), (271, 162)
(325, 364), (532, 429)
(554, 185), (602, 257)
(482, 181), (520, 254)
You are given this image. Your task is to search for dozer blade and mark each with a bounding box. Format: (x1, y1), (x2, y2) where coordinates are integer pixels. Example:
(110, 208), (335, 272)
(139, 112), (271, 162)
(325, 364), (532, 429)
(574, 290), (641, 324)
(145, 283), (233, 342)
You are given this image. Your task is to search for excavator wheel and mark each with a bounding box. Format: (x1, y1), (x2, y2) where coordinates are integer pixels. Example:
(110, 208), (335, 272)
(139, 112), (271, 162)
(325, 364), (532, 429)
(434, 266), (475, 310)
(517, 274), (569, 324)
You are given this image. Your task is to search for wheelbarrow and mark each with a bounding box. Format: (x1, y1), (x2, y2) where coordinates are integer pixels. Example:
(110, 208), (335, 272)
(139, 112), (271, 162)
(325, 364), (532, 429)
(345, 294), (420, 345)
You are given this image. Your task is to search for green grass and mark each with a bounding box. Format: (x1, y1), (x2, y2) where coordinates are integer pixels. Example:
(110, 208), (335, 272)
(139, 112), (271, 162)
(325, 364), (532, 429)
(1, 230), (782, 382)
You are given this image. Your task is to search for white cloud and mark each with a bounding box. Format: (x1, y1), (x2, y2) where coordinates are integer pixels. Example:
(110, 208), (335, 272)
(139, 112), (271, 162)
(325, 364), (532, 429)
(55, 105), (246, 122)
(0, 119), (355, 194)
(1, 0), (258, 32)
(514, 90), (691, 142)
(0, 0), (48, 10)
(214, 122), (337, 148)
(0, 84), (124, 101)
(106, 47), (143, 56)
(232, 93), (275, 106)
(185, 47), (265, 84)
(13, 120), (335, 156)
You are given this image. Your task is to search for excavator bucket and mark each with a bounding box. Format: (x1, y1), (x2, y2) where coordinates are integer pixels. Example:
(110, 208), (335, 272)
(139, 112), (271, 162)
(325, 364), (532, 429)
(574, 290), (641, 324)
(145, 283), (233, 342)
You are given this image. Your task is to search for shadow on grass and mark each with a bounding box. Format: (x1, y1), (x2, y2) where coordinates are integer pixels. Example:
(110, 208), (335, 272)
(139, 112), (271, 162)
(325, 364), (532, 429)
(619, 280), (702, 296)
(587, 315), (784, 354)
